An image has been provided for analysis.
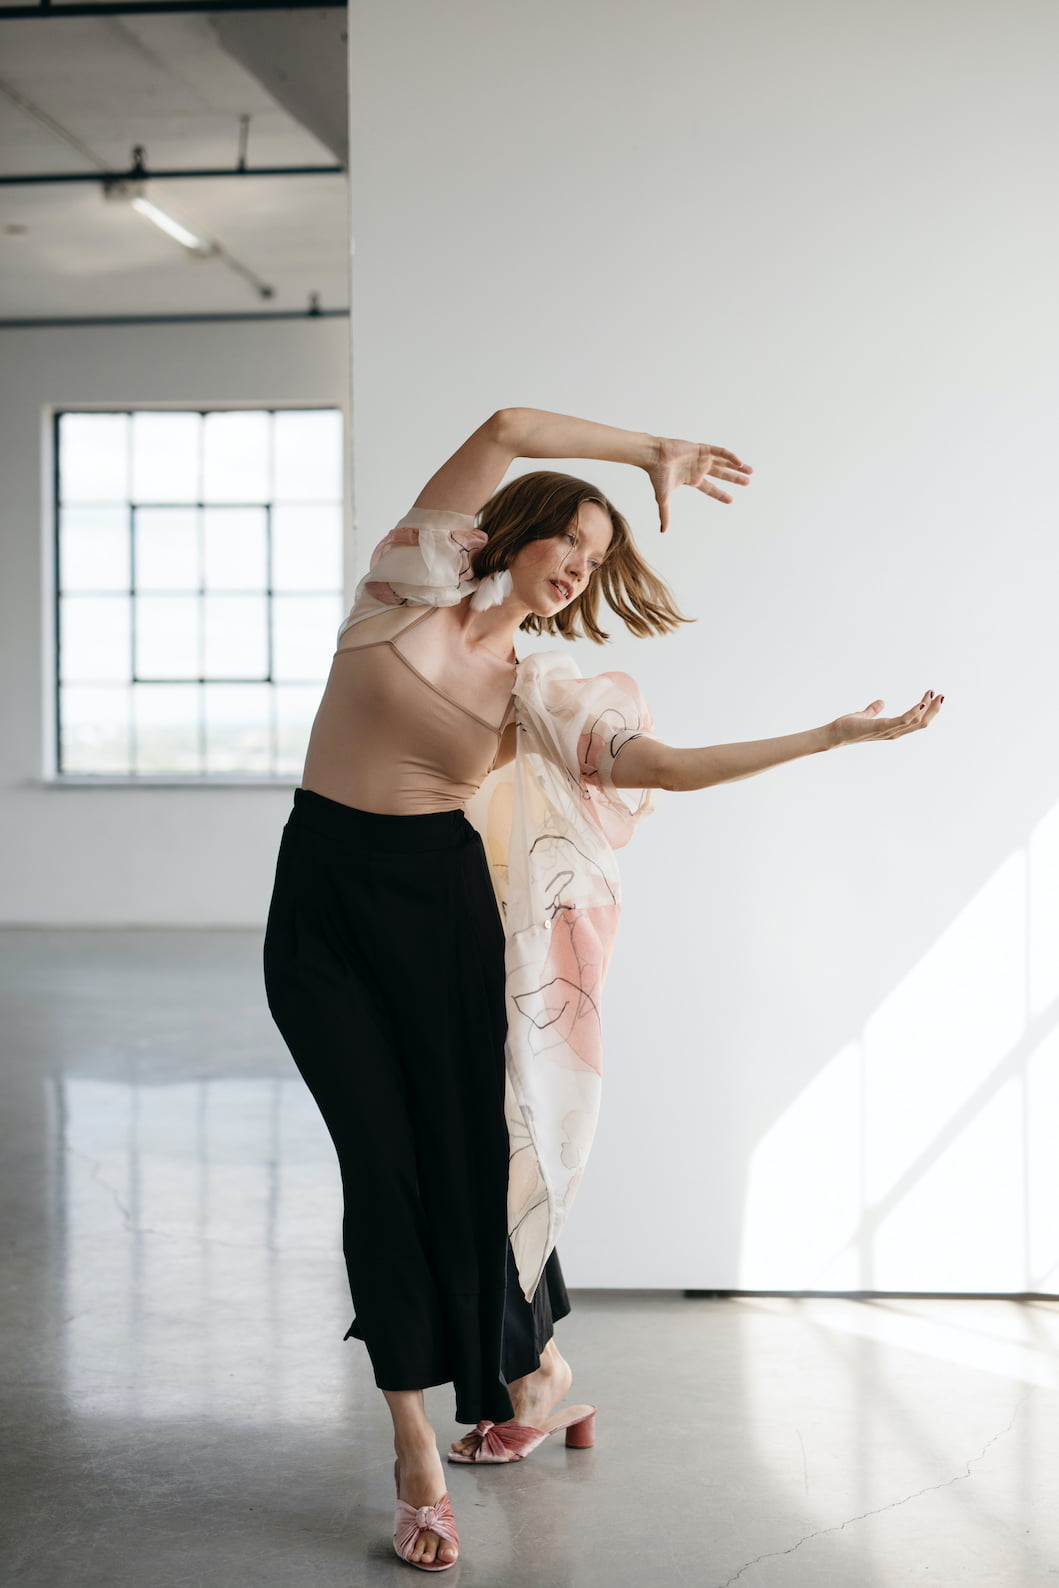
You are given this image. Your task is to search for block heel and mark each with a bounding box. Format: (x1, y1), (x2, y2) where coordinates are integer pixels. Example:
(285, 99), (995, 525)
(564, 1410), (595, 1448)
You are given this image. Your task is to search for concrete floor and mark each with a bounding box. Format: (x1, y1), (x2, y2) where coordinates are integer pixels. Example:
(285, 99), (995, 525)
(3, 927), (1059, 1588)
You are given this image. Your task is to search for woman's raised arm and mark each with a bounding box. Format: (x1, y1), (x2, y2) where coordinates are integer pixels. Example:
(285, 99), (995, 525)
(413, 408), (752, 528)
(611, 690), (945, 791)
(497, 409), (753, 532)
(412, 411), (519, 516)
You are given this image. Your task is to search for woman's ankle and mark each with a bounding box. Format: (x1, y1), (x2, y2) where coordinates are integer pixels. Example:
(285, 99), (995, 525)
(517, 1342), (565, 1382)
(393, 1425), (440, 1457)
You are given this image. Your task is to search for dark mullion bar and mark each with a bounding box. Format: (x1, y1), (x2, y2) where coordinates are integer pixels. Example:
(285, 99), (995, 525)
(129, 676), (315, 686)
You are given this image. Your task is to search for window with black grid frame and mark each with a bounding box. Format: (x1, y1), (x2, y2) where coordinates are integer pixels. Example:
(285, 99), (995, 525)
(54, 407), (345, 779)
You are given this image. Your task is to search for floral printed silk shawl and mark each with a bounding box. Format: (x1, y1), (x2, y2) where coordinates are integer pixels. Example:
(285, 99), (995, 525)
(338, 507), (659, 1302)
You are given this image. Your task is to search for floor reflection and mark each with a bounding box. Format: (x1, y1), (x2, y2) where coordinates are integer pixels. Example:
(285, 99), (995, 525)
(57, 1074), (344, 1422)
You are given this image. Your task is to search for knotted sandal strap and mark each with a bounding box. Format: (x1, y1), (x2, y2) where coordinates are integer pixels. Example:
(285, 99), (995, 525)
(461, 1418), (546, 1462)
(393, 1491), (460, 1559)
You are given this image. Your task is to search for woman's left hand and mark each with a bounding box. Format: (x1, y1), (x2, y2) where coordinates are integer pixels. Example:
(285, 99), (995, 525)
(645, 436), (753, 532)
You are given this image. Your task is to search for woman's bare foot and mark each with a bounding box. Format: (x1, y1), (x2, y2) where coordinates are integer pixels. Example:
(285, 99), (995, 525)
(394, 1435), (458, 1566)
(448, 1339), (590, 1459)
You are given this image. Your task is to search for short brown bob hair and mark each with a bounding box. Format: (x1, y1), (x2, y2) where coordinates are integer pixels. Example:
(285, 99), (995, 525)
(472, 470), (693, 644)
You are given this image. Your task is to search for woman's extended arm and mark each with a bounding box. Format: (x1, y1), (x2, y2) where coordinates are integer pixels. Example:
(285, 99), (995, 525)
(611, 690), (944, 791)
(412, 408), (751, 525)
(500, 408), (752, 528)
(499, 408), (656, 471)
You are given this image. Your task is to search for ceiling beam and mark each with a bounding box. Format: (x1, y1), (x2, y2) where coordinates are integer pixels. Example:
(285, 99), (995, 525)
(0, 164), (344, 185)
(0, 0), (345, 18)
(0, 308), (350, 327)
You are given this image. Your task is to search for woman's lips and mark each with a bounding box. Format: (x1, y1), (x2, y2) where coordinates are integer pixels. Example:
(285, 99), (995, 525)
(549, 578), (571, 600)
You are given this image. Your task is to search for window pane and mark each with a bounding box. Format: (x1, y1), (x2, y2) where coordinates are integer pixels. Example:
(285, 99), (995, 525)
(60, 685), (132, 773)
(55, 408), (345, 781)
(133, 683), (201, 775)
(272, 595), (342, 681)
(135, 507), (199, 590)
(272, 505), (342, 591)
(275, 683), (319, 777)
(204, 684), (272, 774)
(203, 411), (269, 503)
(131, 411), (200, 503)
(135, 594), (200, 679)
(59, 413), (128, 503)
(60, 595), (131, 683)
(203, 507), (267, 591)
(59, 506), (130, 592)
(273, 409), (343, 502)
(203, 594), (268, 678)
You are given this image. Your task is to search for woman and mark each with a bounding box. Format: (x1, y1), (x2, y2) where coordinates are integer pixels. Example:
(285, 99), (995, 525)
(262, 406), (943, 1571)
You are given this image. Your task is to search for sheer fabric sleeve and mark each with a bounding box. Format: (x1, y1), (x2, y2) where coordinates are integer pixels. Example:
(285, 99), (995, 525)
(337, 505), (487, 643)
(574, 670), (658, 849)
(511, 654), (659, 851)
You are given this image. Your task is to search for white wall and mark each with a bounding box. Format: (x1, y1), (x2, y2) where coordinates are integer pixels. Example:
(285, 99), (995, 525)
(348, 0), (1059, 1291)
(0, 318), (349, 927)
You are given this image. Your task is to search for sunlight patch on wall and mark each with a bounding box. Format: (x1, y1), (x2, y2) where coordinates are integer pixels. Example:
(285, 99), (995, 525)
(739, 1042), (862, 1289)
(739, 833), (1059, 1292)
(873, 1077), (1024, 1290)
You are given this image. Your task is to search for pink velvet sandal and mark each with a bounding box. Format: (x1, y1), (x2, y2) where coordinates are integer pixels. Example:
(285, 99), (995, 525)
(447, 1405), (596, 1464)
(392, 1459), (460, 1571)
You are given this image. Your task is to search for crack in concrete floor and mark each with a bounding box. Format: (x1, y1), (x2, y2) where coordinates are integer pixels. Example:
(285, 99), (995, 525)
(716, 1390), (1037, 1587)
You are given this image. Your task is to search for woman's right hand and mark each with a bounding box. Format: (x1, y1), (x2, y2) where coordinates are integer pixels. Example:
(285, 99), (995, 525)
(644, 435), (754, 532)
(830, 690), (945, 746)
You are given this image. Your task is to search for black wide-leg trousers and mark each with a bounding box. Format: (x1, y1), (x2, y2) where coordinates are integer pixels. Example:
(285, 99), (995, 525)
(262, 786), (570, 1425)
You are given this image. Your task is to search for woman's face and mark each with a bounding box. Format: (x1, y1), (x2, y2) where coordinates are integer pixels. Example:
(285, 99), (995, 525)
(508, 502), (613, 615)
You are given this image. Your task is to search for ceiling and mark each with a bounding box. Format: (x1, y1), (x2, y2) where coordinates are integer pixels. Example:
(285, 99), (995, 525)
(0, 6), (350, 320)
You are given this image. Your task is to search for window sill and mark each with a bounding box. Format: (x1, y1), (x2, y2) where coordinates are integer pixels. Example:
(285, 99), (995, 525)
(36, 777), (300, 789)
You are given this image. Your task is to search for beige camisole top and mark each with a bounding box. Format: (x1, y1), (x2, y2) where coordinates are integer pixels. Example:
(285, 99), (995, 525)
(300, 600), (518, 815)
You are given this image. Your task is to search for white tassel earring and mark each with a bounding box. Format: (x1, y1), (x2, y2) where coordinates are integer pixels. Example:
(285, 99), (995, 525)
(469, 567), (513, 612)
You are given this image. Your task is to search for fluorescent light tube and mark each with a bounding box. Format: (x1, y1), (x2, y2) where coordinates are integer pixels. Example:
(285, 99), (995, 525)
(130, 196), (214, 256)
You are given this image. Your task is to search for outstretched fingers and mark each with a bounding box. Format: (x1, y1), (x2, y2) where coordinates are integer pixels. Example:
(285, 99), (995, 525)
(892, 690), (944, 736)
(696, 479), (734, 504)
(706, 446), (753, 474)
(696, 461), (752, 502)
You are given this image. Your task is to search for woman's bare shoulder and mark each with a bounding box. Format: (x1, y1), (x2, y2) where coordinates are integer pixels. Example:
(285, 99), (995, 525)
(335, 605), (443, 653)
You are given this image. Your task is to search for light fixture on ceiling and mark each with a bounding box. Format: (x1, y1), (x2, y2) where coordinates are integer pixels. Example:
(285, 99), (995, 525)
(103, 178), (215, 258)
(101, 147), (275, 301)
(129, 195), (215, 257)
